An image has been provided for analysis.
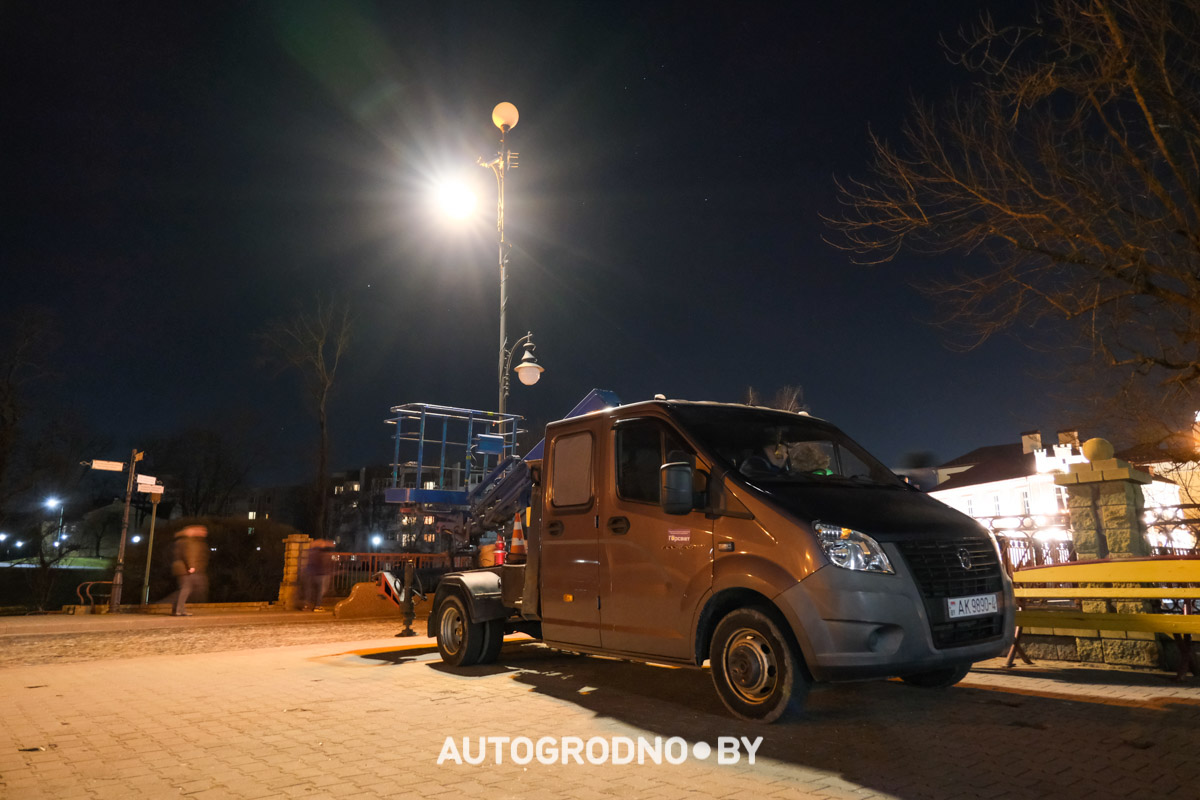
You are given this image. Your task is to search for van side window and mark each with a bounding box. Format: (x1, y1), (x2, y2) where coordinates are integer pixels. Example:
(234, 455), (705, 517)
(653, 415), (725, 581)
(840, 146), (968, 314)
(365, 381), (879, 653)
(551, 432), (593, 507)
(616, 420), (690, 504)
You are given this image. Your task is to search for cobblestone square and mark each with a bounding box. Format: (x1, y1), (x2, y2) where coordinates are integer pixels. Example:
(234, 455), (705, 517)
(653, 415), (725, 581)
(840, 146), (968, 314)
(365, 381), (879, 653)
(1, 613), (1198, 799)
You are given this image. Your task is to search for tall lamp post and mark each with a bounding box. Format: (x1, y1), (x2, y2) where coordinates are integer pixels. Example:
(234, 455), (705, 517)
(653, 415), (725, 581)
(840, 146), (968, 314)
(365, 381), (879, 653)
(478, 101), (544, 414)
(45, 498), (65, 547)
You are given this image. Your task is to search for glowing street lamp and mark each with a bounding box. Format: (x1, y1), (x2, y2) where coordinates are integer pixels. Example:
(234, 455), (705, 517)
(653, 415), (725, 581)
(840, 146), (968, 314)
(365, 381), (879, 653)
(435, 181), (477, 219)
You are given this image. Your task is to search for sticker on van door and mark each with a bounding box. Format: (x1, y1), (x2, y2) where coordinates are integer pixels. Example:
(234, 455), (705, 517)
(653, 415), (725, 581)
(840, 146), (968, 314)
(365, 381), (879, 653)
(667, 529), (691, 544)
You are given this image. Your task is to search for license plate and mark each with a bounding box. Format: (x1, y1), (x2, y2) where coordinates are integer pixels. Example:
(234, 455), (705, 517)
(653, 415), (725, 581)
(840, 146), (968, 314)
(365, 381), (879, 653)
(947, 593), (998, 619)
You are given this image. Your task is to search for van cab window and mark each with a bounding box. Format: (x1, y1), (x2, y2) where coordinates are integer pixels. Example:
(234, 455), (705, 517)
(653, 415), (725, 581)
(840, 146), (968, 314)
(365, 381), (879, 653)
(551, 431), (594, 507)
(615, 419), (691, 504)
(671, 406), (904, 489)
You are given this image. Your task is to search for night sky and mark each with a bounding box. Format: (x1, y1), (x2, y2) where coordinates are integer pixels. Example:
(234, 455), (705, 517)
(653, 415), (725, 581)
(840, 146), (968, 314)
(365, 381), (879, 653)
(3, 0), (1058, 485)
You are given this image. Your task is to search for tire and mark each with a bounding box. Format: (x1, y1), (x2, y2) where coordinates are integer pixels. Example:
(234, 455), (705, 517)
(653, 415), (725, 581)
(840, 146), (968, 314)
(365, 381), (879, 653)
(710, 607), (808, 723)
(436, 595), (485, 667)
(900, 663), (971, 688)
(478, 618), (505, 664)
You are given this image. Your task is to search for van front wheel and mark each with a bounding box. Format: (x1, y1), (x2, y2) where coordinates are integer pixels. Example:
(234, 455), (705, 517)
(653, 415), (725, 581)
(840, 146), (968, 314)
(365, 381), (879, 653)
(710, 608), (807, 723)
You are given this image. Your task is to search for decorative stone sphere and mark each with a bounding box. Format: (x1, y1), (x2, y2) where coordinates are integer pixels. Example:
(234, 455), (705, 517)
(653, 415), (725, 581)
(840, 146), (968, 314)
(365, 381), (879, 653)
(1081, 437), (1114, 462)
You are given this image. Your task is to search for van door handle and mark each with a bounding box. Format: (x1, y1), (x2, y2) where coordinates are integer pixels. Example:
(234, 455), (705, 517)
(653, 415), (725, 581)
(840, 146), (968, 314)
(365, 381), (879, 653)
(607, 516), (630, 535)
(546, 520), (564, 536)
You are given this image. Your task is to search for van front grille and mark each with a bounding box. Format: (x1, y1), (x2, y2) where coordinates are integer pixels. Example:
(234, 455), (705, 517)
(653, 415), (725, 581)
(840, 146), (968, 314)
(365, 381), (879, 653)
(892, 536), (1005, 649)
(893, 537), (1003, 598)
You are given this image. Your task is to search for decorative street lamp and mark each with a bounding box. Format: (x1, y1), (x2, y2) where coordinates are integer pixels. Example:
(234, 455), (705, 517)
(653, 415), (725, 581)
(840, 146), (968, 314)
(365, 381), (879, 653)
(477, 101), (544, 414)
(503, 331), (543, 402)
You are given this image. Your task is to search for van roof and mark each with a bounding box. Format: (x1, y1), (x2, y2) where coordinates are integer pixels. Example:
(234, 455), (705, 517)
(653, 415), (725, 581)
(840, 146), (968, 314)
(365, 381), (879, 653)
(550, 398), (826, 424)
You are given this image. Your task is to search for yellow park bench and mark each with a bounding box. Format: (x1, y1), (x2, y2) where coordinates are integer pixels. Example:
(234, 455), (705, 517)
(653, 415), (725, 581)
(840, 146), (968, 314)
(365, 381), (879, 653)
(1008, 557), (1200, 680)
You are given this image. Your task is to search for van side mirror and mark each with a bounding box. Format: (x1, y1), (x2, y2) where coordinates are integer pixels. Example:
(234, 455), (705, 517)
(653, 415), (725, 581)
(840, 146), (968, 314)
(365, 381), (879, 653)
(660, 462), (693, 515)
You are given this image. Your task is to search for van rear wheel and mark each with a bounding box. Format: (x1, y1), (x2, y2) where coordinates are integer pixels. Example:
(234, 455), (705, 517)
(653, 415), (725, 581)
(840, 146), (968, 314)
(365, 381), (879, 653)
(436, 595), (485, 667)
(900, 663), (971, 688)
(710, 608), (808, 723)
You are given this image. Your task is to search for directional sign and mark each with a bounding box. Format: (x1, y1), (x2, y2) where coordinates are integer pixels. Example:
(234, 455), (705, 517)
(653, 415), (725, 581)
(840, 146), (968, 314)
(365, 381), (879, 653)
(91, 460), (125, 472)
(136, 474), (158, 485)
(139, 484), (164, 495)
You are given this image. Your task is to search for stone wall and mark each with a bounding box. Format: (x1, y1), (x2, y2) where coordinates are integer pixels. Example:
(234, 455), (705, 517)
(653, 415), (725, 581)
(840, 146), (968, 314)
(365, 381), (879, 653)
(278, 533), (312, 610)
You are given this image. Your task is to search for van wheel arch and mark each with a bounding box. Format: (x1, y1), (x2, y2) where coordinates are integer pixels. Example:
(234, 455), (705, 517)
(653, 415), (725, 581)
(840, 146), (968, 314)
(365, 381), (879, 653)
(695, 590), (811, 680)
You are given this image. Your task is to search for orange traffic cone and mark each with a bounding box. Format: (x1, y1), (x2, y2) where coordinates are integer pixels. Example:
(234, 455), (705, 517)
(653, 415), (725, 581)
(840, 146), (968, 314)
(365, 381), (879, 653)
(509, 511), (527, 564)
(494, 536), (506, 566)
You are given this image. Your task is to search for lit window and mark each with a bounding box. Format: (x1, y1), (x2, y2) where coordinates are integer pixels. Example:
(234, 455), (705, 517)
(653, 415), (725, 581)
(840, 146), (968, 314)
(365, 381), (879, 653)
(248, 511), (257, 520)
(334, 485), (344, 495)
(1021, 490), (1031, 515)
(352, 483), (360, 492)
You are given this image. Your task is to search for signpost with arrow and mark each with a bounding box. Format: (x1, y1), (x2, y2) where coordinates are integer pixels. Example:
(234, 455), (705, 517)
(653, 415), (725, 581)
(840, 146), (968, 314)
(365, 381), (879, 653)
(86, 449), (157, 612)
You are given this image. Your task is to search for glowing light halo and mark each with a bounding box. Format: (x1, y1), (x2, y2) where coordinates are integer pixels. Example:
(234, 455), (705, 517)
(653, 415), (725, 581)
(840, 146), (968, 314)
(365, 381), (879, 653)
(434, 181), (477, 220)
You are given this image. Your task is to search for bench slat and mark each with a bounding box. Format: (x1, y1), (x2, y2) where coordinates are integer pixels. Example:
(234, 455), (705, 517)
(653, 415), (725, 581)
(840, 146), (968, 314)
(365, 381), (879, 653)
(1015, 610), (1200, 635)
(1012, 558), (1200, 585)
(1015, 587), (1200, 599)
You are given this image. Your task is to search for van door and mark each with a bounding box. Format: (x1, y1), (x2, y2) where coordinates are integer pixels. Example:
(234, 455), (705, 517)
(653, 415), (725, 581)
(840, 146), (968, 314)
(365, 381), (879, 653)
(598, 417), (713, 659)
(539, 425), (601, 647)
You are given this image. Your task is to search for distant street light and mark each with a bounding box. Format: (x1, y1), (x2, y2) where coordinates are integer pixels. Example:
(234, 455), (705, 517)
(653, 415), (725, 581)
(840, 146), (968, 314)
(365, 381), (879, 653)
(45, 497), (65, 546)
(131, 535), (142, 544)
(371, 535), (383, 550)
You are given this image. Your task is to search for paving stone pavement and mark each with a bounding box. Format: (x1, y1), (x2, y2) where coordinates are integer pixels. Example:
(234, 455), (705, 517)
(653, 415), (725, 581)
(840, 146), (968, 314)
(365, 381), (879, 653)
(1, 617), (1198, 800)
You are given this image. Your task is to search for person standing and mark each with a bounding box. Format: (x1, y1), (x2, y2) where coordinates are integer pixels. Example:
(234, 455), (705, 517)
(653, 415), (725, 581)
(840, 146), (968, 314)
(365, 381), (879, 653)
(300, 539), (336, 611)
(171, 525), (209, 616)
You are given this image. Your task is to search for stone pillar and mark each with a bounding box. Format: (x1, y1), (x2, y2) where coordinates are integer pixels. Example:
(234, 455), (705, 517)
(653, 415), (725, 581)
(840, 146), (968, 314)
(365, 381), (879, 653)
(1054, 438), (1158, 667)
(279, 533), (313, 609)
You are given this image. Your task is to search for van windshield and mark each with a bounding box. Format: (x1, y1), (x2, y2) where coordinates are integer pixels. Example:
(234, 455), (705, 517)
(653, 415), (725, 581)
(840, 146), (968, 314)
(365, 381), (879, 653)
(670, 405), (906, 489)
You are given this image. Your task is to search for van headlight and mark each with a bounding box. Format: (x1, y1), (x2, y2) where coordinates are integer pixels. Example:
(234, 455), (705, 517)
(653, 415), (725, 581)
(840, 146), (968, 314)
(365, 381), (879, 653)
(815, 523), (894, 574)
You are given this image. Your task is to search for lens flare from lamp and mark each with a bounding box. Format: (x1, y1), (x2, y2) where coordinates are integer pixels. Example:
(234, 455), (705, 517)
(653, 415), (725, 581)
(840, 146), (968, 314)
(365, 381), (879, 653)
(435, 182), (476, 220)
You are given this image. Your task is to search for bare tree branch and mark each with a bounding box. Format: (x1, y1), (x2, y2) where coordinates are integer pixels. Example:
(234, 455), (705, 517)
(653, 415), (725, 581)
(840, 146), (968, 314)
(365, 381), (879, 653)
(260, 296), (353, 539)
(826, 0), (1200, 398)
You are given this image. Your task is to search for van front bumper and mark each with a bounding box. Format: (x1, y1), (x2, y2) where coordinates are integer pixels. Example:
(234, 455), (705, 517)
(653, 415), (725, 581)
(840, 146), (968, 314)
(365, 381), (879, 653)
(774, 561), (1014, 683)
